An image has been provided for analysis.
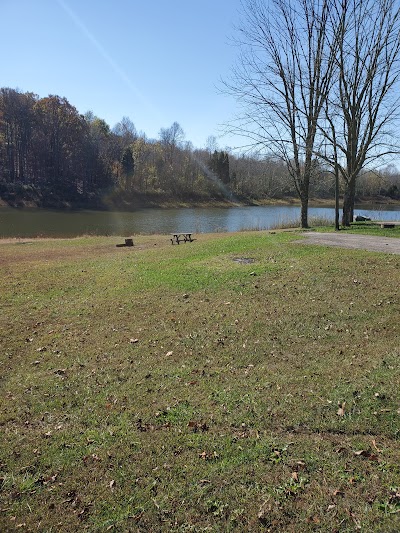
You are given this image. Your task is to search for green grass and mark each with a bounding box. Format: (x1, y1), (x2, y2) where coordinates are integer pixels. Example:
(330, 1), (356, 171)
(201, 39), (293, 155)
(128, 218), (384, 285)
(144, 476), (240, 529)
(314, 220), (400, 237)
(1, 230), (399, 532)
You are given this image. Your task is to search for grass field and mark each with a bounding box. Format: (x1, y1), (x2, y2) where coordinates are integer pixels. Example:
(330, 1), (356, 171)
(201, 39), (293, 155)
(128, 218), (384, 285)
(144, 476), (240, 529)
(1, 228), (399, 532)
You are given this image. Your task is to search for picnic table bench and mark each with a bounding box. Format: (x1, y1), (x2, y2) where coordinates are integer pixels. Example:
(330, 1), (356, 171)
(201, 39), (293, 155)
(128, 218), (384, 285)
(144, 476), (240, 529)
(170, 232), (194, 245)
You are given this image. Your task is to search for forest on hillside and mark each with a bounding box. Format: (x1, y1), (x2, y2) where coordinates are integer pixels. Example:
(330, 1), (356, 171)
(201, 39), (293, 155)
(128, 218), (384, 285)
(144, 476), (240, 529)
(1, 87), (400, 209)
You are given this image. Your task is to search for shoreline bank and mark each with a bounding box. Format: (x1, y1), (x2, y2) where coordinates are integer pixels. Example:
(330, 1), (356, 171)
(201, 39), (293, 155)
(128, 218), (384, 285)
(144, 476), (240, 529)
(1, 195), (400, 211)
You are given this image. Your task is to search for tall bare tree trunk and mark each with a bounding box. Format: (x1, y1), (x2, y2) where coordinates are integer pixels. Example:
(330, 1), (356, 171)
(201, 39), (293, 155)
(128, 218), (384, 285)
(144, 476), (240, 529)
(342, 180), (356, 226)
(300, 196), (309, 228)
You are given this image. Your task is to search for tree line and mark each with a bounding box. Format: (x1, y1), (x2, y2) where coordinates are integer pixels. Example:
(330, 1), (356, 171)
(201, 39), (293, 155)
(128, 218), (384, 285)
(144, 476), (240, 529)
(0, 87), (399, 211)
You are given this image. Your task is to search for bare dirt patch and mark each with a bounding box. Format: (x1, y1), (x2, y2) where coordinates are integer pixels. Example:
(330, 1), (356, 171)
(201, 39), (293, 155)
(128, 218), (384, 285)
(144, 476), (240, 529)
(232, 257), (256, 264)
(0, 236), (166, 267)
(300, 231), (400, 254)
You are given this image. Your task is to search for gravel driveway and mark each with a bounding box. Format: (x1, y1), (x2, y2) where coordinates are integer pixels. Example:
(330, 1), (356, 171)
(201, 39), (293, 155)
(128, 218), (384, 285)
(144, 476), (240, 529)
(300, 231), (400, 254)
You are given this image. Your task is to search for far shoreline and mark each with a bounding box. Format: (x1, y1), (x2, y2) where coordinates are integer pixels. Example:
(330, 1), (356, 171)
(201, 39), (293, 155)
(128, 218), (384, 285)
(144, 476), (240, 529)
(1, 194), (400, 211)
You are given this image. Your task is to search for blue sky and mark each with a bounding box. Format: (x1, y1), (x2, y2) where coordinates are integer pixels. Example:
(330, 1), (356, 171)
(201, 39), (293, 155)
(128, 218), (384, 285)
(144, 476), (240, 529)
(1, 0), (245, 150)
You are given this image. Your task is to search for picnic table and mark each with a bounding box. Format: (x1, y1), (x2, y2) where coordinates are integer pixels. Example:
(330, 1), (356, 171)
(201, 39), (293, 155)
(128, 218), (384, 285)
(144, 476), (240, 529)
(170, 232), (194, 245)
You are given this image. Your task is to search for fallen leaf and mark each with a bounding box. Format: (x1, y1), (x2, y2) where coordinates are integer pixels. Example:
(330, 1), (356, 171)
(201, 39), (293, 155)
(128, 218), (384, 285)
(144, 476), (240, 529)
(371, 439), (382, 452)
(296, 460), (306, 470)
(354, 450), (379, 461)
(389, 490), (400, 504)
(337, 401), (346, 416)
(258, 500), (272, 525)
(188, 421), (209, 432)
(45, 473), (58, 484)
(332, 489), (344, 497)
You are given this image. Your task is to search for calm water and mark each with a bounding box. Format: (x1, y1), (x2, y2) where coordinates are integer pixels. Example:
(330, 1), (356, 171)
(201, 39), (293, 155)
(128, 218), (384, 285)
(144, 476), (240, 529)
(1, 205), (400, 238)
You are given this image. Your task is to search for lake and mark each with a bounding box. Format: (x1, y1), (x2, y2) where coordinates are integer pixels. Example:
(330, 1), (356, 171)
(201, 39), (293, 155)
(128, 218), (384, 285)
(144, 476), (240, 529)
(1, 204), (400, 239)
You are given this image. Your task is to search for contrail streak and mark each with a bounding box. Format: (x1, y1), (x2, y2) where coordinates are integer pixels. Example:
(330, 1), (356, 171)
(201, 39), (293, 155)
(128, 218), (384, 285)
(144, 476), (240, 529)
(56, 0), (161, 121)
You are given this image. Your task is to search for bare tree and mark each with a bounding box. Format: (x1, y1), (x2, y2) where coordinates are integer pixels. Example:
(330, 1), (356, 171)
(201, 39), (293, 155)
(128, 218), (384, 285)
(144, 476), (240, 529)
(0, 88), (37, 183)
(113, 116), (137, 146)
(205, 135), (219, 156)
(159, 121), (185, 164)
(224, 0), (337, 227)
(320, 0), (400, 225)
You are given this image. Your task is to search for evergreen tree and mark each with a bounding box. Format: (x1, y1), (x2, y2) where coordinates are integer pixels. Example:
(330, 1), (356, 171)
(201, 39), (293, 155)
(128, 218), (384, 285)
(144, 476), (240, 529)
(121, 146), (135, 191)
(209, 150), (230, 185)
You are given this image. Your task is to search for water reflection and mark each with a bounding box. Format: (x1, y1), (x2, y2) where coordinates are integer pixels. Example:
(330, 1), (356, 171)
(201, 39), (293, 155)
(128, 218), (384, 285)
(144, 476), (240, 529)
(0, 204), (399, 238)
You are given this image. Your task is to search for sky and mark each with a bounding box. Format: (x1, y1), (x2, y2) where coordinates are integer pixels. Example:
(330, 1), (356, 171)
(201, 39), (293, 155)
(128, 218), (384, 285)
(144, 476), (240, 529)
(1, 0), (246, 151)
